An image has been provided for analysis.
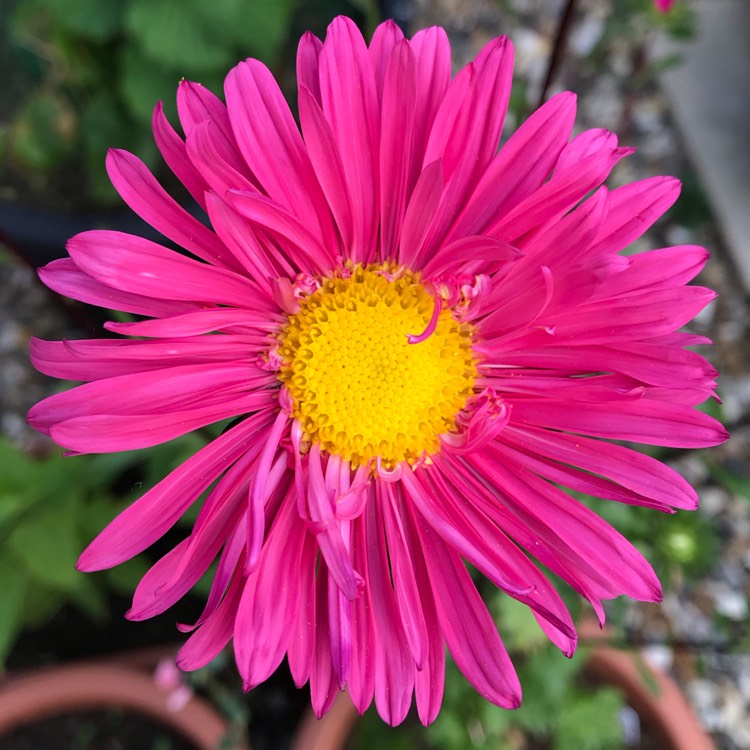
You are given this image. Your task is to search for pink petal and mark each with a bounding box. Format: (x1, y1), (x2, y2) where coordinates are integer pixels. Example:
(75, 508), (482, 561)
(399, 159), (443, 266)
(298, 86), (354, 250)
(319, 16), (380, 263)
(504, 424), (699, 509)
(30, 335), (266, 381)
(423, 235), (521, 278)
(105, 309), (278, 337)
(29, 361), (266, 432)
(417, 38), (516, 261)
(226, 190), (334, 274)
(151, 102), (209, 210)
(67, 230), (260, 308)
(474, 450), (664, 605)
(177, 565), (245, 671)
(310, 570), (338, 718)
(444, 454), (610, 620)
(496, 341), (717, 389)
(49, 392), (274, 453)
(246, 410), (290, 571)
(178, 517), (246, 633)
(185, 120), (256, 197)
(296, 31), (323, 104)
(488, 146), (631, 242)
(382, 483), (428, 668)
(449, 92), (577, 239)
(510, 396), (727, 448)
(177, 80), (259, 184)
(306, 444), (363, 601)
(347, 513), (375, 714)
(106, 149), (238, 270)
(328, 567), (353, 689)
(225, 59), (337, 251)
(379, 39), (417, 259)
(235, 493), (306, 688)
(411, 500), (522, 709)
(589, 176), (681, 256)
(366, 487), (415, 726)
(369, 20), (405, 102)
(204, 192), (293, 289)
(409, 27), (451, 186)
(399, 500), (445, 725)
(129, 448), (258, 621)
(39, 258), (199, 318)
(288, 532), (318, 688)
(592, 245), (710, 298)
(76, 411), (275, 570)
(521, 286), (717, 346)
(405, 460), (576, 652)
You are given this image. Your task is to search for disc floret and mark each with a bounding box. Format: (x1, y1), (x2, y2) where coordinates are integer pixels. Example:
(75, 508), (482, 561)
(277, 264), (477, 468)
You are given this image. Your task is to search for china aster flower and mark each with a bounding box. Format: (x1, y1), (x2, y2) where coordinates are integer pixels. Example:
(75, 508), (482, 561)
(654, 0), (677, 12)
(28, 16), (725, 726)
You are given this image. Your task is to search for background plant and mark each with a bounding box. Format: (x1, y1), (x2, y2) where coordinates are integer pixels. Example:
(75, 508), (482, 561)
(0, 0), (376, 208)
(0, 432), (205, 669)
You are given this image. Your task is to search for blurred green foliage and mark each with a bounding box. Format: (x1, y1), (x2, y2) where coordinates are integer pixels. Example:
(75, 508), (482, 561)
(0, 431), (206, 669)
(583, 0), (696, 88)
(1, 0), (374, 207)
(349, 595), (625, 750)
(3, 0), (298, 204)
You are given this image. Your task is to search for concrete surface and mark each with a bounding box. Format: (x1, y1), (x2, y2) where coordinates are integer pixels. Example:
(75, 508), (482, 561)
(659, 0), (750, 290)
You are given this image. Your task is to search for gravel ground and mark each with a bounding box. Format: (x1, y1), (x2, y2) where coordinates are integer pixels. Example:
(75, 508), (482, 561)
(2, 1), (749, 747)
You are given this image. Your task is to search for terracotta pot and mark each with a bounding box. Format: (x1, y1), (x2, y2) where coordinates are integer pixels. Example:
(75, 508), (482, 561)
(291, 692), (359, 750)
(0, 658), (248, 750)
(585, 641), (714, 750)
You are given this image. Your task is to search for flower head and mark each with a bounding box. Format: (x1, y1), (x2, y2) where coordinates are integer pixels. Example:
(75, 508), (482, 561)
(654, 0), (677, 12)
(29, 17), (726, 725)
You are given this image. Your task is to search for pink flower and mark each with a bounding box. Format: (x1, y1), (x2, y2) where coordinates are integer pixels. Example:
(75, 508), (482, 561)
(29, 17), (725, 726)
(154, 658), (194, 712)
(655, 0), (677, 11)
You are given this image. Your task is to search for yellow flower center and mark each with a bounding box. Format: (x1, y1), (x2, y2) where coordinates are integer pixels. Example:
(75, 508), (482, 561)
(277, 264), (477, 468)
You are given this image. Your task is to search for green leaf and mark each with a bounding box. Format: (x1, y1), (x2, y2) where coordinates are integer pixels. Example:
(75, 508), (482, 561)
(554, 686), (624, 750)
(20, 584), (65, 629)
(7, 496), (81, 591)
(189, 0), (297, 64)
(7, 89), (77, 172)
(495, 593), (549, 653)
(104, 555), (150, 596)
(125, 0), (234, 73)
(707, 459), (750, 502)
(47, 0), (125, 41)
(0, 492), (28, 532)
(514, 646), (582, 734)
(0, 438), (36, 491)
(118, 45), (183, 125)
(79, 91), (131, 204)
(66, 574), (109, 621)
(0, 560), (27, 666)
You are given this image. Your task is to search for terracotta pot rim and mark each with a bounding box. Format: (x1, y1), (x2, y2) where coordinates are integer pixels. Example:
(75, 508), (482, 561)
(580, 622), (714, 750)
(0, 660), (248, 750)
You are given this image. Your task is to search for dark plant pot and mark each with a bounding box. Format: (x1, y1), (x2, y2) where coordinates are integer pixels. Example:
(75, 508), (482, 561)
(0, 199), (160, 269)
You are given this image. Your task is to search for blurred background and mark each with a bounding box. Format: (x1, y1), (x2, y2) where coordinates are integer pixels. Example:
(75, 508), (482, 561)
(1, 0), (749, 748)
